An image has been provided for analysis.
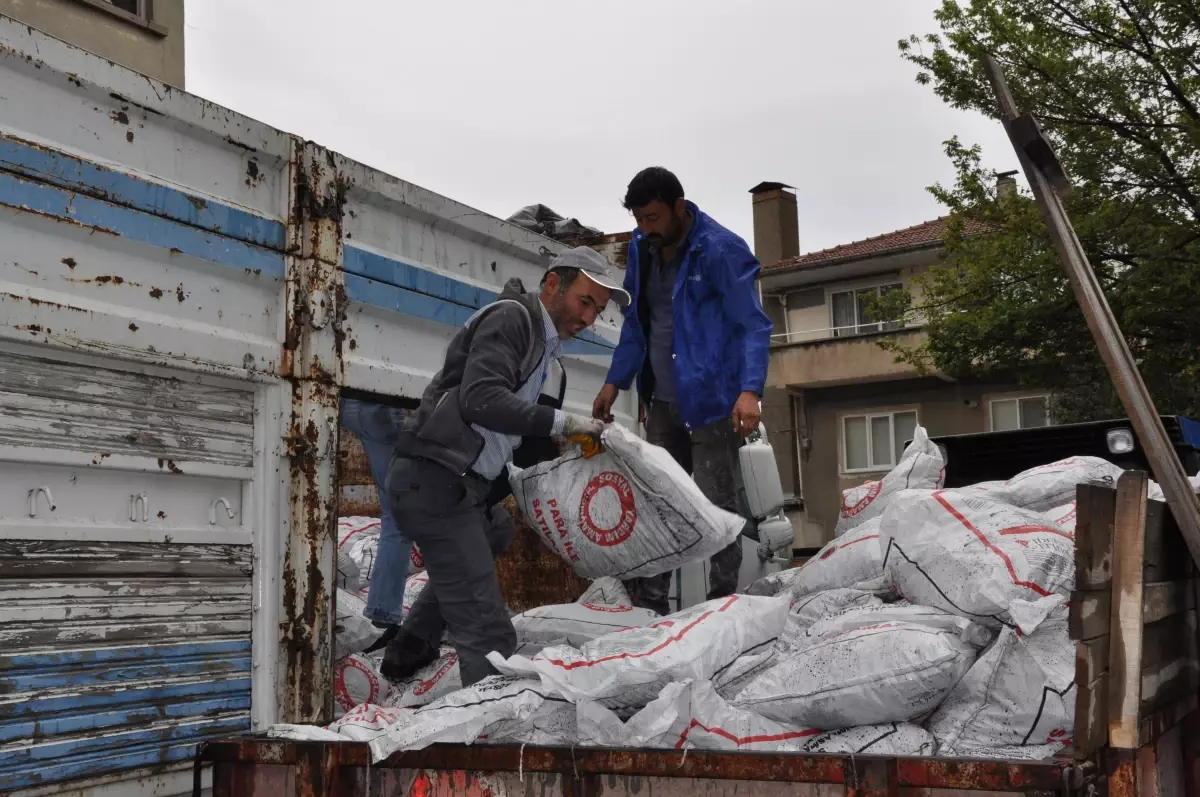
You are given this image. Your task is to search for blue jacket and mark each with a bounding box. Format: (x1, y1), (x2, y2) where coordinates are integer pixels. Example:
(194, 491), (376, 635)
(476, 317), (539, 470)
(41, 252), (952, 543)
(605, 201), (774, 430)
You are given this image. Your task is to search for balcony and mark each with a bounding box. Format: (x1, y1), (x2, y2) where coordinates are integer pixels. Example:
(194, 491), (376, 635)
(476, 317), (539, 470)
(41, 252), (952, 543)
(767, 325), (927, 389)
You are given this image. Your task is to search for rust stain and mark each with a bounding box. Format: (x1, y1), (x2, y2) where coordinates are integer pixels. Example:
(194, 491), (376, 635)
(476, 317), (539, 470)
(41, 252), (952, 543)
(156, 459), (184, 475)
(157, 511), (167, 520)
(111, 110), (129, 125)
(128, 322), (138, 332)
(65, 275), (137, 287)
(149, 287), (164, 299)
(61, 257), (77, 269)
(1, 203), (119, 237)
(175, 285), (187, 302)
(224, 135), (257, 153)
(126, 131), (135, 143)
(18, 324), (42, 335)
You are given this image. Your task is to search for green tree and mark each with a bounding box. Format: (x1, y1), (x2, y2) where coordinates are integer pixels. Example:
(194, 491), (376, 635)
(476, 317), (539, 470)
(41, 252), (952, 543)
(885, 0), (1200, 422)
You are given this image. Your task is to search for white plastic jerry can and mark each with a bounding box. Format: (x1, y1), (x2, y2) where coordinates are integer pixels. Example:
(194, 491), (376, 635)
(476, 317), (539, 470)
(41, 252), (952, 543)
(739, 423), (786, 519)
(738, 424), (795, 565)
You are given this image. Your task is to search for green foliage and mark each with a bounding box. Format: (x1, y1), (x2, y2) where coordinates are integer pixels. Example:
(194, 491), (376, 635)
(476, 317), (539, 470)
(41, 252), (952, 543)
(890, 0), (1200, 422)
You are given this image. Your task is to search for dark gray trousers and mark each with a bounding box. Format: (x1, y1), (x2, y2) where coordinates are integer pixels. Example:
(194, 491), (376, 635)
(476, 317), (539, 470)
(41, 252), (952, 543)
(386, 456), (517, 686)
(623, 401), (744, 615)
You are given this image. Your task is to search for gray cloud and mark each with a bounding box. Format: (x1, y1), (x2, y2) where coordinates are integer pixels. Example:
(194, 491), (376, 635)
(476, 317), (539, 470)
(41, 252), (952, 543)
(186, 0), (1017, 253)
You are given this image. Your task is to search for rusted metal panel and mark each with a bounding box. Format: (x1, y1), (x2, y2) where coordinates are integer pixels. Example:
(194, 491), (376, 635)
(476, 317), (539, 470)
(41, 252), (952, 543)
(336, 430), (379, 517)
(278, 141), (346, 725)
(202, 740), (1081, 796)
(495, 495), (589, 613)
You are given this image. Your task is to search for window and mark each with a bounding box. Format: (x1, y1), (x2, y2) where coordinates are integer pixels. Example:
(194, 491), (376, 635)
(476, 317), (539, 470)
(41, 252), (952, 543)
(72, 0), (164, 32)
(990, 396), (1051, 431)
(842, 410), (918, 472)
(830, 283), (903, 337)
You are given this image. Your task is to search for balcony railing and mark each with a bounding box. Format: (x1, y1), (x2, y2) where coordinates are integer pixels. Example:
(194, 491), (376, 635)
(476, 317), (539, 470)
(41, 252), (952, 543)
(771, 320), (909, 346)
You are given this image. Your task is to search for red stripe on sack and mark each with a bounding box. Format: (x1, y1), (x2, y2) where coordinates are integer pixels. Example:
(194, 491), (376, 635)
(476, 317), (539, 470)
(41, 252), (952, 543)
(932, 492), (1052, 597)
(674, 718), (822, 749)
(537, 597), (739, 670)
(839, 534), (880, 549)
(997, 524), (1074, 540)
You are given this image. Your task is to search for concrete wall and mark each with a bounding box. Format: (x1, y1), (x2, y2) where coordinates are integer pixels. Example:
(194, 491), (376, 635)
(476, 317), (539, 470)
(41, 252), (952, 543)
(0, 0), (184, 87)
(769, 328), (927, 389)
(798, 377), (1022, 541)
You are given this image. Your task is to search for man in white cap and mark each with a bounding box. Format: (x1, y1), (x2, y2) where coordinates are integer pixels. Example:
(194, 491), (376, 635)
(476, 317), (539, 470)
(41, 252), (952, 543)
(381, 247), (629, 686)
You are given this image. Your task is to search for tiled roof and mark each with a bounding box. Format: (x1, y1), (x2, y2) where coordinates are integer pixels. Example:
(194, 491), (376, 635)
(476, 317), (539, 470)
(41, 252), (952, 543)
(765, 215), (994, 271)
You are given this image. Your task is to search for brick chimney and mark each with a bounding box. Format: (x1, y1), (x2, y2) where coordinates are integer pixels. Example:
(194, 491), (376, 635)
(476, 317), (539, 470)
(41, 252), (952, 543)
(996, 170), (1018, 199)
(749, 182), (799, 267)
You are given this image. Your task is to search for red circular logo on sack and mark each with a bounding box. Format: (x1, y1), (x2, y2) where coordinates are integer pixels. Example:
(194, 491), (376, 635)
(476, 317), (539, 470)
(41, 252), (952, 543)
(581, 602), (634, 613)
(840, 480), (882, 519)
(334, 656), (380, 710)
(579, 471), (638, 547)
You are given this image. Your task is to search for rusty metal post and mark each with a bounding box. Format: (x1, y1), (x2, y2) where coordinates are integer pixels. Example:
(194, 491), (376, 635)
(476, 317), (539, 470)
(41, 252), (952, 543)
(279, 141), (347, 723)
(980, 54), (1200, 572)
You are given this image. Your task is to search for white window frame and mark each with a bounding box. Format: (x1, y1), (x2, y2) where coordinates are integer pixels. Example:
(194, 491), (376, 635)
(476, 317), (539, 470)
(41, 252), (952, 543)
(828, 281), (905, 338)
(986, 393), (1052, 432)
(839, 407), (920, 474)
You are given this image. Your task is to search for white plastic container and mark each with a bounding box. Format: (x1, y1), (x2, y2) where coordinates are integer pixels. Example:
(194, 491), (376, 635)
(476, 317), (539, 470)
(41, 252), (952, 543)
(740, 424), (785, 519)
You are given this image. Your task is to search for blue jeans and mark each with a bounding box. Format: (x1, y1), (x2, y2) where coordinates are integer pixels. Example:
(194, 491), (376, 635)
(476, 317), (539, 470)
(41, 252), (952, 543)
(340, 398), (412, 626)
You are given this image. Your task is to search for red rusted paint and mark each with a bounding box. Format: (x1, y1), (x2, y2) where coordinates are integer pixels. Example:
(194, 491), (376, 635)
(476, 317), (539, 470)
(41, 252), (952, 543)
(893, 755), (1069, 791)
(1108, 751), (1138, 797)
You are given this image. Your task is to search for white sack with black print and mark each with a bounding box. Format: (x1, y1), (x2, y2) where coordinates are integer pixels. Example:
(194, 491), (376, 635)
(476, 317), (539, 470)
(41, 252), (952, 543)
(488, 595), (789, 708)
(929, 612), (1075, 755)
(507, 424), (745, 579)
(834, 425), (945, 537)
(268, 675), (564, 762)
(879, 489), (1074, 633)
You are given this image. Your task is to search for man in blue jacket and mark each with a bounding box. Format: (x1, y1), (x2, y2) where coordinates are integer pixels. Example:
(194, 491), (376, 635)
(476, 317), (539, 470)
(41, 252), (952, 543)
(593, 167), (773, 614)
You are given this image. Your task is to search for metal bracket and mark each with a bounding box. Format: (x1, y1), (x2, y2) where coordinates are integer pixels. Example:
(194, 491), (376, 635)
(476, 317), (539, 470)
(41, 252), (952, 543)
(27, 486), (55, 517)
(130, 493), (149, 522)
(209, 497), (236, 525)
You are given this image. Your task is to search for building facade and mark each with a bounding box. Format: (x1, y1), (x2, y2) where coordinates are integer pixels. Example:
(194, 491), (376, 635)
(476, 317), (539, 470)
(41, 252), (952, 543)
(0, 0), (183, 87)
(752, 181), (1051, 547)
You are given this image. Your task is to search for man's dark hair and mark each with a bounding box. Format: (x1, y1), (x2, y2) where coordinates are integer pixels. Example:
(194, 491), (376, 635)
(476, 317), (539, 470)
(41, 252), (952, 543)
(622, 167), (684, 211)
(540, 266), (581, 292)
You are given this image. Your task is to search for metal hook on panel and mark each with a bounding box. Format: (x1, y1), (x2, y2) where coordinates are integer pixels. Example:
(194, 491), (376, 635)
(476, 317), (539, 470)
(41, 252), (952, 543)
(209, 497), (236, 525)
(27, 486), (55, 517)
(130, 493), (149, 522)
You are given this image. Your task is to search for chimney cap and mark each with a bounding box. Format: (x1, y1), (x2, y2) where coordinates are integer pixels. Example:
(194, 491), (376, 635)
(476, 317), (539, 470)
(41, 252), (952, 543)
(749, 181), (795, 195)
(996, 170), (1019, 179)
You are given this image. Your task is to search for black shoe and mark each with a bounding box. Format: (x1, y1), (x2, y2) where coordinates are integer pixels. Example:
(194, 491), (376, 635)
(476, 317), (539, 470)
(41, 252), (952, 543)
(379, 631), (440, 681)
(363, 624), (399, 655)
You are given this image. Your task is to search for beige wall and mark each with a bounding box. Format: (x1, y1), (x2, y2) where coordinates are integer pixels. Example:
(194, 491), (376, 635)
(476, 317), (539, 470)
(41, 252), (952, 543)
(0, 0), (184, 87)
(769, 328), (927, 389)
(798, 378), (1022, 542)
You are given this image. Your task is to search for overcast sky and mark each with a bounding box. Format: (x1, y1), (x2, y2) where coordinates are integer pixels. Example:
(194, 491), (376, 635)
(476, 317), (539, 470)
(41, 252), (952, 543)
(185, 0), (1016, 255)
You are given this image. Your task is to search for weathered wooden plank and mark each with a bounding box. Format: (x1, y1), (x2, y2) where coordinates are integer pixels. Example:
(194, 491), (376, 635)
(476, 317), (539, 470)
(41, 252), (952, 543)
(1140, 613), (1200, 719)
(0, 540), (252, 579)
(0, 350), (254, 422)
(1138, 692), (1200, 752)
(1075, 636), (1111, 758)
(1108, 470), (1149, 749)
(1071, 581), (1196, 641)
(1076, 483), (1117, 590)
(1071, 588), (1111, 641)
(0, 617), (253, 648)
(0, 579), (252, 601)
(1145, 499), (1192, 584)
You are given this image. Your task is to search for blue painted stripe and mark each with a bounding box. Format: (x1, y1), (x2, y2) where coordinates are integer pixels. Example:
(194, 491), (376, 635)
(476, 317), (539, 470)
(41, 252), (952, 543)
(0, 713), (250, 771)
(0, 638), (251, 669)
(346, 271), (615, 359)
(0, 694), (250, 744)
(344, 246), (616, 353)
(0, 677), (251, 719)
(345, 245), (493, 310)
(0, 171), (285, 278)
(0, 721), (250, 789)
(0, 136), (286, 250)
(3, 653), (250, 692)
